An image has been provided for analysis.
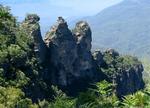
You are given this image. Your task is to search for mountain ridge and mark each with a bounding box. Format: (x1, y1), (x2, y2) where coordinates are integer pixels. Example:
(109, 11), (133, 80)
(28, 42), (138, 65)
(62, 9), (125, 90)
(78, 0), (150, 58)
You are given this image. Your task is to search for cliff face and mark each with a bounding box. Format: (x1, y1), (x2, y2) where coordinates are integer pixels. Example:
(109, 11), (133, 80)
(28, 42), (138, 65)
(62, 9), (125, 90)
(21, 15), (145, 97)
(73, 21), (94, 78)
(44, 17), (78, 87)
(116, 63), (144, 97)
(44, 17), (101, 95)
(20, 14), (47, 63)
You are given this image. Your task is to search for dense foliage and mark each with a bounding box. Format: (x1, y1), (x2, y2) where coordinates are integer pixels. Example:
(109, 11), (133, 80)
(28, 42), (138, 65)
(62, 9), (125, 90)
(102, 52), (141, 77)
(0, 5), (51, 104)
(0, 5), (149, 108)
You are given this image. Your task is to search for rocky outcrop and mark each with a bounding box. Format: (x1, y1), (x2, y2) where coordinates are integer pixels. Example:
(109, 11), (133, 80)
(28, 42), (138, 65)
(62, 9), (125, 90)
(20, 14), (47, 63)
(92, 49), (145, 97)
(116, 63), (144, 97)
(44, 17), (145, 96)
(20, 15), (145, 97)
(44, 18), (101, 95)
(44, 17), (77, 86)
(73, 21), (95, 78)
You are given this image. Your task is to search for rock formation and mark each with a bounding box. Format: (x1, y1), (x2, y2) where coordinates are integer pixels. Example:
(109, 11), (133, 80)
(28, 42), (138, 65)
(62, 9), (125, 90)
(93, 49), (145, 97)
(44, 17), (77, 87)
(73, 21), (95, 78)
(20, 14), (47, 63)
(20, 15), (145, 97)
(44, 18), (102, 95)
(116, 63), (144, 97)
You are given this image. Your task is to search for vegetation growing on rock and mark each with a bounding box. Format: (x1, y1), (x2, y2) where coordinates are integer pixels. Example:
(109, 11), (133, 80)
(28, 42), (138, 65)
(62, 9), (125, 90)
(0, 5), (148, 108)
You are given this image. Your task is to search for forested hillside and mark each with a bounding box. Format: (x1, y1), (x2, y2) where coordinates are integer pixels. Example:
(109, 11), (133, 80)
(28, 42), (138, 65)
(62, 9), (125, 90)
(79, 0), (150, 57)
(0, 5), (150, 108)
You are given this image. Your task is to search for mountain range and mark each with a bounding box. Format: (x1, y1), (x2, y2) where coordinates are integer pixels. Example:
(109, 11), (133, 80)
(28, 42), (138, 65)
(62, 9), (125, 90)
(76, 0), (150, 58)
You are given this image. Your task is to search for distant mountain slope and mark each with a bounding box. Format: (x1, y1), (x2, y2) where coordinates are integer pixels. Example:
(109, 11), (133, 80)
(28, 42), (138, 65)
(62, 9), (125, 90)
(82, 0), (150, 57)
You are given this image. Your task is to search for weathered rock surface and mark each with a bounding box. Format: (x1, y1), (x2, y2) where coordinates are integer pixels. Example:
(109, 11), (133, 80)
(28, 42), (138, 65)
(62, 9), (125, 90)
(73, 21), (94, 78)
(116, 63), (144, 97)
(44, 17), (78, 87)
(20, 14), (47, 63)
(70, 21), (103, 94)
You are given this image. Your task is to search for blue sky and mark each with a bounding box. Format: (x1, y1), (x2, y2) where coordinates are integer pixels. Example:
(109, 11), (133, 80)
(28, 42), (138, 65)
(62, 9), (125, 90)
(0, 0), (123, 34)
(0, 0), (123, 20)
